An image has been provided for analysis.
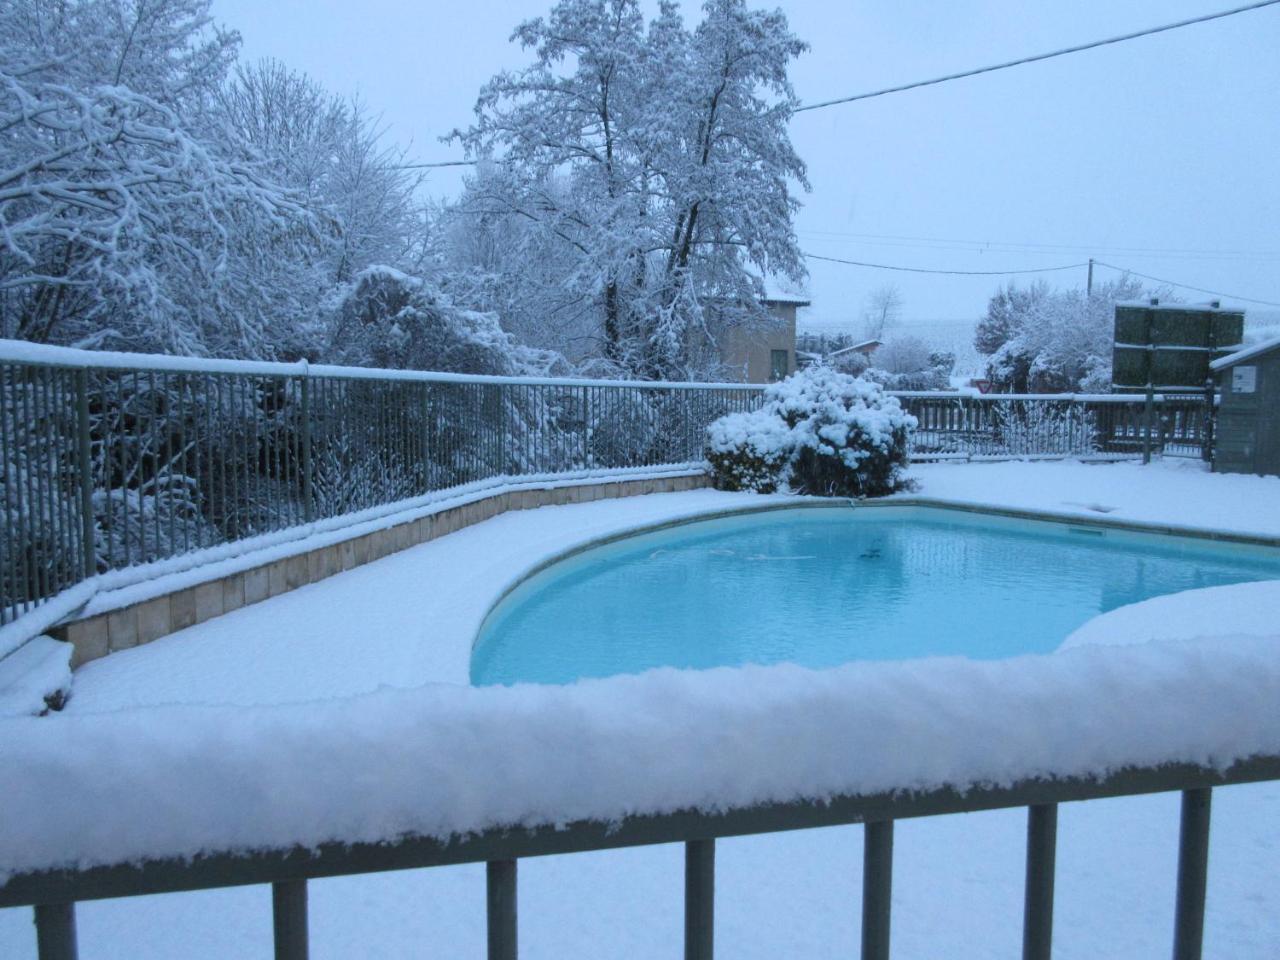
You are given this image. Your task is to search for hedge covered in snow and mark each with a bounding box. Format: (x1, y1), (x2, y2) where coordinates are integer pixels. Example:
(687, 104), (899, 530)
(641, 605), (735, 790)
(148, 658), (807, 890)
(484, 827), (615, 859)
(706, 366), (916, 496)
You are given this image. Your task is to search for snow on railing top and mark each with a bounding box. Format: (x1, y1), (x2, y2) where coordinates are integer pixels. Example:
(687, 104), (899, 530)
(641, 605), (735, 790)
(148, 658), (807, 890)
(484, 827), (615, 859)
(2, 340), (1179, 401)
(891, 390), (1168, 403)
(1, 631), (1277, 883)
(0, 340), (764, 392)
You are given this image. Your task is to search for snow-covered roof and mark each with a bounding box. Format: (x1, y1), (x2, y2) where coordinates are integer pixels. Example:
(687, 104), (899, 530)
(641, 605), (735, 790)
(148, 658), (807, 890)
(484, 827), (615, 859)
(761, 291), (811, 306)
(759, 275), (811, 306)
(828, 339), (881, 356)
(1210, 333), (1280, 370)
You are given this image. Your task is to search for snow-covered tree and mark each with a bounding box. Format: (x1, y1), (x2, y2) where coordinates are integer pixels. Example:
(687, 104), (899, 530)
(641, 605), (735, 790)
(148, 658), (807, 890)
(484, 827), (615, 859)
(451, 0), (809, 380)
(974, 280), (1050, 359)
(217, 59), (433, 356)
(439, 166), (597, 362)
(861, 284), (902, 341)
(7, 0), (239, 114)
(323, 267), (562, 376)
(873, 335), (932, 375)
(0, 64), (312, 353)
(0, 0), (320, 356)
(865, 335), (952, 390)
(978, 275), (1150, 393)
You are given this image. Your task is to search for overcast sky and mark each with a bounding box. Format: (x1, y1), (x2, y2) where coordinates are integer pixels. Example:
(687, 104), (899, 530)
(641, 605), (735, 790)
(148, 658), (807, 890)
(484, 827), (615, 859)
(212, 0), (1280, 329)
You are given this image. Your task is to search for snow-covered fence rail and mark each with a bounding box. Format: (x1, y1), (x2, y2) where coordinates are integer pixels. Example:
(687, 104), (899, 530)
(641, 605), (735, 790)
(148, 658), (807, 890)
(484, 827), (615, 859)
(3, 639), (1278, 960)
(896, 392), (1209, 461)
(0, 340), (1208, 629)
(0, 341), (761, 628)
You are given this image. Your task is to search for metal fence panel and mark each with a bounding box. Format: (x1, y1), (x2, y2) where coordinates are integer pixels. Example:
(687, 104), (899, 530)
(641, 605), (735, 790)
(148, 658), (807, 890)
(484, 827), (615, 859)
(0, 348), (1209, 626)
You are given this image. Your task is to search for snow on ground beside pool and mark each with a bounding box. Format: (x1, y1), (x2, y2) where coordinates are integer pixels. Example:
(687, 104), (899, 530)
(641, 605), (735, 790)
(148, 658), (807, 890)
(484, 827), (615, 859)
(2, 459), (1279, 958)
(1063, 580), (1280, 650)
(905, 457), (1280, 537)
(63, 490), (778, 707)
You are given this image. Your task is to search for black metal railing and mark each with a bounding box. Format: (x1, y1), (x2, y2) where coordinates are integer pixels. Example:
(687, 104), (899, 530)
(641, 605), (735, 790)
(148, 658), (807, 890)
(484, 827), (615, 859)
(0, 345), (761, 627)
(4, 755), (1276, 960)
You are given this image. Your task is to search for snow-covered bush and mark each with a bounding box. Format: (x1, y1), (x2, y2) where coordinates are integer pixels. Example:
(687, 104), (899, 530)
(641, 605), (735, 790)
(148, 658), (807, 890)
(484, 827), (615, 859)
(588, 390), (661, 468)
(93, 482), (222, 568)
(706, 367), (916, 496)
(705, 410), (792, 493)
(993, 401), (1098, 457)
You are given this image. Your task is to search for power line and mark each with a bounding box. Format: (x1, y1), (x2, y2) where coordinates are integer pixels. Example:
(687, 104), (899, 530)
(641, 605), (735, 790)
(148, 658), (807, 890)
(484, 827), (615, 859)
(398, 1), (1280, 168)
(394, 159), (479, 170)
(803, 252), (1088, 276)
(794, 0), (1280, 113)
(1093, 262), (1280, 307)
(804, 251), (1280, 306)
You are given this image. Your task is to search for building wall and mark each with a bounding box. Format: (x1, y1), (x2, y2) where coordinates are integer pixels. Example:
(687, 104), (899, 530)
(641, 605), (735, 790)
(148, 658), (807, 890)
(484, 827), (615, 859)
(1214, 348), (1280, 477)
(719, 303), (798, 383)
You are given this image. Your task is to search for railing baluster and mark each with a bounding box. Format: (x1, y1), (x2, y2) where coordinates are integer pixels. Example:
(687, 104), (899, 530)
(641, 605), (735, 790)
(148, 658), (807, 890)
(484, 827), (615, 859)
(685, 838), (715, 960)
(1173, 787), (1212, 960)
(33, 902), (77, 960)
(487, 859), (518, 960)
(1022, 803), (1058, 960)
(862, 819), (893, 960)
(272, 879), (308, 960)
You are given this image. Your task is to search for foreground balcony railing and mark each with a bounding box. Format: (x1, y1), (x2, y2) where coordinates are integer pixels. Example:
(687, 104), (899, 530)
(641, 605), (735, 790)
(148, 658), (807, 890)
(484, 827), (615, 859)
(5, 755), (1277, 960)
(1, 341), (1212, 630)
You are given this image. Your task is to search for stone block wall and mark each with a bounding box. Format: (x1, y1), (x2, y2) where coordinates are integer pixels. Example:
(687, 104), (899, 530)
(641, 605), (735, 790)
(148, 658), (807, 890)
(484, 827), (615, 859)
(54, 473), (709, 668)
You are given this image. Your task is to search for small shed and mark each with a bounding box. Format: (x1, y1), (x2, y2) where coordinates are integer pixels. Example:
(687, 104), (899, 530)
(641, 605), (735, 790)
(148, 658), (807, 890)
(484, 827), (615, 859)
(1209, 335), (1280, 476)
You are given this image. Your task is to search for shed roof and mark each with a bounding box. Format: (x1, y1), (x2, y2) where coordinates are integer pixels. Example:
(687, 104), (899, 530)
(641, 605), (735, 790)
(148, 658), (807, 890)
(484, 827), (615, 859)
(1210, 334), (1280, 371)
(828, 339), (882, 357)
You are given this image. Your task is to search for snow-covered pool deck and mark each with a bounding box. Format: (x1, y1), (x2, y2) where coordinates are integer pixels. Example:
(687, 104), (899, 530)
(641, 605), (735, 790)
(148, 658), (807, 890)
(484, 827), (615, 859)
(3, 458), (1280, 960)
(63, 457), (1280, 710)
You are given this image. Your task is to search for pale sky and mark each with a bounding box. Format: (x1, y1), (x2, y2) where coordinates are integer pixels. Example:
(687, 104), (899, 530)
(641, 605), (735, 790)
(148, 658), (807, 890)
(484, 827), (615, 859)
(212, 0), (1280, 328)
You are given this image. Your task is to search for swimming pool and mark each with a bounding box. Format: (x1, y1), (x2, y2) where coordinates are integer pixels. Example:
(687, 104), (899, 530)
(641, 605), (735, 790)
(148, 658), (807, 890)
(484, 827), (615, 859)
(471, 506), (1280, 686)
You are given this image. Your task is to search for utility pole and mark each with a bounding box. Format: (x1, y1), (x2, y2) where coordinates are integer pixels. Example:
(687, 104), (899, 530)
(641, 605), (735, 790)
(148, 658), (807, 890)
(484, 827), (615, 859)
(1087, 258), (1094, 298)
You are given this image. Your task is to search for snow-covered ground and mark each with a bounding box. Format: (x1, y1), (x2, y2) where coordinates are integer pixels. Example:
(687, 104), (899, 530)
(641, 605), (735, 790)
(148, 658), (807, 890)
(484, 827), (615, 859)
(2, 458), (1278, 959)
(906, 457), (1280, 539)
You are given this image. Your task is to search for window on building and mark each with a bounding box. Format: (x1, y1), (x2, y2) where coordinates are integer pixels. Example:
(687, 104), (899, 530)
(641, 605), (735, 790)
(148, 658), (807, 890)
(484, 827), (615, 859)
(770, 349), (790, 381)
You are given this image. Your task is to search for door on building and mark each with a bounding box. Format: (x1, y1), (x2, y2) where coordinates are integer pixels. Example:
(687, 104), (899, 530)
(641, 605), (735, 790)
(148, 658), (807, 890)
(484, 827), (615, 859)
(770, 349), (790, 381)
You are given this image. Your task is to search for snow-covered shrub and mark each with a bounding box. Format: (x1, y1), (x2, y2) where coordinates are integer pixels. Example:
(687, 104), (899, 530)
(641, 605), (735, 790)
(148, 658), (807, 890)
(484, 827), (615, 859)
(706, 367), (916, 497)
(705, 410), (792, 492)
(993, 401), (1098, 457)
(589, 390), (661, 469)
(92, 481), (221, 568)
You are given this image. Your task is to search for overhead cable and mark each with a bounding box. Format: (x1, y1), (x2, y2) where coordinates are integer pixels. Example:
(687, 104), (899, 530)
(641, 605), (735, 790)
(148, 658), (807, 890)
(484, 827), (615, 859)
(802, 252), (1088, 276)
(1093, 262), (1280, 307)
(794, 0), (1280, 113)
(397, 1), (1280, 167)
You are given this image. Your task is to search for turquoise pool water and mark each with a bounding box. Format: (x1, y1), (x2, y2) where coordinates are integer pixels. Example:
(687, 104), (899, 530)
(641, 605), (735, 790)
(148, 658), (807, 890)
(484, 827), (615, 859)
(471, 506), (1280, 686)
